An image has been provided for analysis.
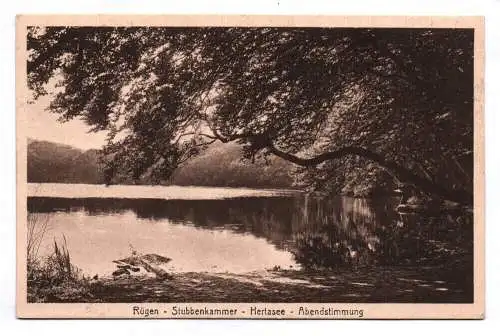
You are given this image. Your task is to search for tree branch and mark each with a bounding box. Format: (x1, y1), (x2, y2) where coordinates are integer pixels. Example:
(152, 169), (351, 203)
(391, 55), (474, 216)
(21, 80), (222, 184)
(173, 131), (218, 145)
(266, 142), (473, 205)
(193, 126), (473, 205)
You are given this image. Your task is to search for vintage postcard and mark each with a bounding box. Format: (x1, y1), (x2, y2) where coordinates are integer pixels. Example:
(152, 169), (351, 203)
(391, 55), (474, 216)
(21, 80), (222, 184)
(16, 15), (484, 319)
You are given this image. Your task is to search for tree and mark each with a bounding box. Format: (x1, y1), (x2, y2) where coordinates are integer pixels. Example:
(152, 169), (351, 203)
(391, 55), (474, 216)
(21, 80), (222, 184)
(27, 27), (474, 204)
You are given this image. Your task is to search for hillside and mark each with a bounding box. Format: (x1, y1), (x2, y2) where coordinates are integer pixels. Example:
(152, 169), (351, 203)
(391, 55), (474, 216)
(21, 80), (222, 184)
(27, 140), (295, 188)
(170, 142), (294, 188)
(27, 139), (103, 184)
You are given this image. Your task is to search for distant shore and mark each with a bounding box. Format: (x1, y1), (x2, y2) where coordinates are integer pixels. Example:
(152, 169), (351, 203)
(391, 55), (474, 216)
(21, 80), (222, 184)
(27, 182), (303, 200)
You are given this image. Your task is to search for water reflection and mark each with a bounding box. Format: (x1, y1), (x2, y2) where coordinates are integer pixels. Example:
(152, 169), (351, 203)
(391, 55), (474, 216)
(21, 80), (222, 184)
(291, 197), (472, 269)
(28, 195), (472, 271)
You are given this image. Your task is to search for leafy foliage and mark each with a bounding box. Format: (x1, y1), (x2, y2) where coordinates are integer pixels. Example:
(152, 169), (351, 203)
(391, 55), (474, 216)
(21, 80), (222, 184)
(27, 27), (474, 203)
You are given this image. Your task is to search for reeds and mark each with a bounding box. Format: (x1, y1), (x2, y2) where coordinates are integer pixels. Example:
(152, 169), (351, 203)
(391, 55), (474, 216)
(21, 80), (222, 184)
(50, 235), (78, 281)
(27, 213), (90, 302)
(27, 212), (52, 265)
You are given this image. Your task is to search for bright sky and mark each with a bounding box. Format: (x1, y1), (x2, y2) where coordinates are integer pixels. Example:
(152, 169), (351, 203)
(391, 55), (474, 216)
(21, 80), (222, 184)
(26, 94), (108, 150)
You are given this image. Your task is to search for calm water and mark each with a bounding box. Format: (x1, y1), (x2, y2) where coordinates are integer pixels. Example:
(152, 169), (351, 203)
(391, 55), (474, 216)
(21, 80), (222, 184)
(27, 183), (473, 278)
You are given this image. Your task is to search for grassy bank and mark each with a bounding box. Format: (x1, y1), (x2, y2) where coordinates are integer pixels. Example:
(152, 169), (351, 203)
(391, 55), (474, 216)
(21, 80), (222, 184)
(27, 236), (98, 303)
(27, 212), (96, 302)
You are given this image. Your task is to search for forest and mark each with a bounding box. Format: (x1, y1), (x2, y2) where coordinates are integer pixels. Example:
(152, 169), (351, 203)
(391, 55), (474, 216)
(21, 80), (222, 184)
(27, 139), (294, 188)
(28, 139), (397, 196)
(27, 27), (474, 203)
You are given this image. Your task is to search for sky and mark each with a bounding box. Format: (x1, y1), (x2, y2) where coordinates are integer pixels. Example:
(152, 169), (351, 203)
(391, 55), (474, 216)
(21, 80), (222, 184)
(26, 94), (108, 150)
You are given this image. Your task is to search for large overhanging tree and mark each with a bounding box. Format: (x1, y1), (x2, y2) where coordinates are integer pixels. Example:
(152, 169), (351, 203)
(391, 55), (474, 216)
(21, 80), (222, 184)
(27, 27), (474, 204)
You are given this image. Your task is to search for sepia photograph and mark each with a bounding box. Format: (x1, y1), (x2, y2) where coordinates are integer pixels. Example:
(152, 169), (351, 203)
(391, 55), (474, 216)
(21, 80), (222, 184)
(16, 15), (484, 319)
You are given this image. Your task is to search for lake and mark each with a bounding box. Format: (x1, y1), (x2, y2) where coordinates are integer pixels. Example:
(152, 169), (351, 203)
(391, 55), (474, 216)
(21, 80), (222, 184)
(27, 183), (473, 286)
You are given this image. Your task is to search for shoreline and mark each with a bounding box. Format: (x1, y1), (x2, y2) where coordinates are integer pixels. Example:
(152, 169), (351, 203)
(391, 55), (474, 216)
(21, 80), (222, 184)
(27, 183), (303, 200)
(28, 261), (473, 303)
